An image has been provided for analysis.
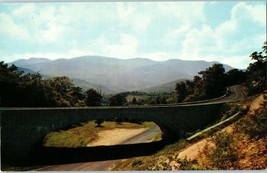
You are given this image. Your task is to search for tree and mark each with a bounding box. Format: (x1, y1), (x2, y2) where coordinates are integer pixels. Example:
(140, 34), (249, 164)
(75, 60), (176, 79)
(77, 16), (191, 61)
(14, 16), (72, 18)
(44, 76), (86, 107)
(0, 61), (86, 107)
(226, 69), (246, 86)
(199, 63), (227, 98)
(131, 97), (137, 105)
(85, 88), (103, 106)
(109, 93), (128, 106)
(247, 41), (267, 93)
(0, 62), (23, 106)
(0, 62), (55, 107)
(175, 64), (229, 102)
(175, 81), (187, 102)
(20, 72), (56, 107)
(95, 119), (104, 127)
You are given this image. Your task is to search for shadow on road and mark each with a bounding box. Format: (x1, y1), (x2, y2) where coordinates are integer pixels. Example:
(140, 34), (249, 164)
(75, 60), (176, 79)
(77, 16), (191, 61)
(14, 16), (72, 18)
(37, 139), (169, 166)
(3, 139), (175, 168)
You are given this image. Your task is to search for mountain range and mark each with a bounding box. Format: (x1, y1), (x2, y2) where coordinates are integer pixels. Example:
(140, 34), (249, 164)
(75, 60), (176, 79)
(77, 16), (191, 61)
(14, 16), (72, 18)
(11, 56), (233, 94)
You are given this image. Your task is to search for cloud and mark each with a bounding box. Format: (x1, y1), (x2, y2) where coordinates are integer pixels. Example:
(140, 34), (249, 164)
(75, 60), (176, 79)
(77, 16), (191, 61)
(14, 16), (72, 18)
(0, 3), (67, 44)
(175, 2), (266, 69)
(0, 2), (266, 69)
(156, 2), (206, 25)
(181, 25), (216, 56)
(215, 2), (265, 49)
(0, 13), (31, 41)
(141, 52), (173, 61)
(232, 2), (266, 26)
(219, 55), (252, 69)
(101, 34), (139, 59)
(116, 3), (152, 33)
(6, 48), (96, 63)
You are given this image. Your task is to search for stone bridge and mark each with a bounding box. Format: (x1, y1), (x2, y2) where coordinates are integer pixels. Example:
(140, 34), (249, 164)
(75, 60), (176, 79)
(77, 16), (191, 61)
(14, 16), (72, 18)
(1, 102), (226, 166)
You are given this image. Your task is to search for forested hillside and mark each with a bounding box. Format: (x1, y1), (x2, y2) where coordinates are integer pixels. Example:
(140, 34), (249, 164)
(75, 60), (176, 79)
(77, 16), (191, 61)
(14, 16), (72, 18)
(1, 42), (265, 107)
(11, 56), (233, 92)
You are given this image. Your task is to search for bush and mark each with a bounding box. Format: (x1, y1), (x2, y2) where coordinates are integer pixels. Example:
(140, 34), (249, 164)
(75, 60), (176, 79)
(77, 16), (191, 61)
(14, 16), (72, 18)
(178, 157), (199, 170)
(208, 132), (238, 169)
(234, 112), (267, 138)
(132, 159), (143, 167)
(95, 119), (104, 127)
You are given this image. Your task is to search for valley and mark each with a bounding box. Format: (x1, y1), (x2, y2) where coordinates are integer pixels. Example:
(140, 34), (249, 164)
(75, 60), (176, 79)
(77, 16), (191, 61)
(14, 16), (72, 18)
(11, 56), (233, 94)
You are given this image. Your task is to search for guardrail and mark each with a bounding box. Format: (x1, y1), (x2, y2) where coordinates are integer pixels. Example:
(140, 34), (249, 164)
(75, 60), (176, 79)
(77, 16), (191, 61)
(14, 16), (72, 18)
(186, 111), (242, 141)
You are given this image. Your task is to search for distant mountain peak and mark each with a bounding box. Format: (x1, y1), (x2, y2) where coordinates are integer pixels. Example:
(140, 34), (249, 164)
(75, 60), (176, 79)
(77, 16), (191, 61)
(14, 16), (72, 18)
(11, 56), (234, 93)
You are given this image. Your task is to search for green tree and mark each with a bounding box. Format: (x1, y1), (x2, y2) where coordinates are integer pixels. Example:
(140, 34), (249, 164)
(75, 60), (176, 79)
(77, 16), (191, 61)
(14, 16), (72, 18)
(199, 63), (227, 98)
(184, 76), (206, 102)
(44, 76), (86, 107)
(175, 81), (187, 102)
(85, 88), (103, 106)
(247, 41), (267, 93)
(95, 119), (104, 127)
(109, 93), (128, 106)
(131, 97), (137, 105)
(226, 69), (246, 86)
(0, 62), (55, 107)
(20, 72), (56, 107)
(0, 62), (23, 106)
(0, 61), (86, 107)
(176, 64), (229, 102)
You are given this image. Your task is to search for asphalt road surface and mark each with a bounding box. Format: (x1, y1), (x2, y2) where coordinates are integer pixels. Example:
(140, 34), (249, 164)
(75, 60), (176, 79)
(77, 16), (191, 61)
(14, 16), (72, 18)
(176, 85), (246, 105)
(35, 125), (161, 171)
(203, 85), (246, 103)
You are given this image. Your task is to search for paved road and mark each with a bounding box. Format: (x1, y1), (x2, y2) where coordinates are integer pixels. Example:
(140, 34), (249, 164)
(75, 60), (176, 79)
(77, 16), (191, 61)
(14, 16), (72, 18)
(204, 85), (245, 103)
(35, 85), (245, 171)
(175, 85), (246, 106)
(35, 126), (161, 171)
(223, 85), (246, 101)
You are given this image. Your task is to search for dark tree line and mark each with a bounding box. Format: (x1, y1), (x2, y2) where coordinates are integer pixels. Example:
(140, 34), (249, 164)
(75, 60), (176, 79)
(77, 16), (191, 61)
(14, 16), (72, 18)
(1, 42), (265, 107)
(247, 41), (267, 94)
(0, 62), (103, 107)
(175, 64), (246, 103)
(109, 93), (128, 106)
(175, 41), (266, 102)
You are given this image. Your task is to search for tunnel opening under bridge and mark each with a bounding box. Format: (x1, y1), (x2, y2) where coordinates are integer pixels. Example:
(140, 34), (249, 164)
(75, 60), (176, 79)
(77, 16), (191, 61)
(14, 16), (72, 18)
(43, 119), (164, 148)
(1, 103), (225, 167)
(39, 119), (170, 165)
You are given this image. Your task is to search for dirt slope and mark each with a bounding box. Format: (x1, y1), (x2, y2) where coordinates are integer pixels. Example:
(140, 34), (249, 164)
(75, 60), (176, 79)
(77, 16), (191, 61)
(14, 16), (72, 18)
(110, 93), (267, 170)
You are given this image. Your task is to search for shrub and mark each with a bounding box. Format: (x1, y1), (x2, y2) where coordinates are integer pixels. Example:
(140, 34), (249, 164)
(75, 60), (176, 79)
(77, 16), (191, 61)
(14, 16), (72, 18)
(132, 159), (143, 167)
(208, 132), (238, 169)
(234, 112), (267, 138)
(178, 157), (199, 170)
(95, 119), (104, 127)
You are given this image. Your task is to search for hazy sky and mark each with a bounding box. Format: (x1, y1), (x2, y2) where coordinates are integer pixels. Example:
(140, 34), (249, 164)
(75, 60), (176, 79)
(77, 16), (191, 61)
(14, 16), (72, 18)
(0, 1), (266, 69)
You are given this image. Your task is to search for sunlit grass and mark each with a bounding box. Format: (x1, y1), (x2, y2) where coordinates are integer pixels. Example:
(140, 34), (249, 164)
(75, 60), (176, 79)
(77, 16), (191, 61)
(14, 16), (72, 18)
(43, 121), (157, 148)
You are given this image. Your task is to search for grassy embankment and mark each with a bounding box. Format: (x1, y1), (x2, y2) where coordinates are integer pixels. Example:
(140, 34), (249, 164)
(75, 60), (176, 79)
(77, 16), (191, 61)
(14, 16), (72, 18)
(109, 93), (267, 170)
(44, 121), (159, 148)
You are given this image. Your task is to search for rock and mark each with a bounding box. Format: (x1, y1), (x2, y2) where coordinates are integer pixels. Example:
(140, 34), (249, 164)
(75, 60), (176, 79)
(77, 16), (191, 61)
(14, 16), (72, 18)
(170, 160), (181, 170)
(165, 159), (170, 164)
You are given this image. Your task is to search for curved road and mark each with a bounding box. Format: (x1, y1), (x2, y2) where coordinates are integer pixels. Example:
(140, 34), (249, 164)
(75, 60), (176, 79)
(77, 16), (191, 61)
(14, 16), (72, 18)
(202, 85), (245, 103)
(35, 85), (245, 171)
(35, 126), (161, 171)
(175, 85), (246, 106)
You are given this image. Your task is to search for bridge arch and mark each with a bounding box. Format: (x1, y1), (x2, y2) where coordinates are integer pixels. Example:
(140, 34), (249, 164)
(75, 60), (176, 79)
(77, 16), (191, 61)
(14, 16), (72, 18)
(1, 103), (224, 166)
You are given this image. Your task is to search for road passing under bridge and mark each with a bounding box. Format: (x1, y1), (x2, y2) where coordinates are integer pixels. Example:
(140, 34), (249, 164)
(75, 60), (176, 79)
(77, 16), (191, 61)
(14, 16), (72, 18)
(0, 85), (245, 167)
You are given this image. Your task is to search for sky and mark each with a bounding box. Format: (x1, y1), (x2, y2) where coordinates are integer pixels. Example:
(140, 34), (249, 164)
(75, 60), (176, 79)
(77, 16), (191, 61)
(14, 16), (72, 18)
(0, 1), (266, 69)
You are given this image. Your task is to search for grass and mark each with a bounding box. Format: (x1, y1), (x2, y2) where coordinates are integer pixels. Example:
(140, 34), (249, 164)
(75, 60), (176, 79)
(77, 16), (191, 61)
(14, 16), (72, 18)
(43, 120), (157, 148)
